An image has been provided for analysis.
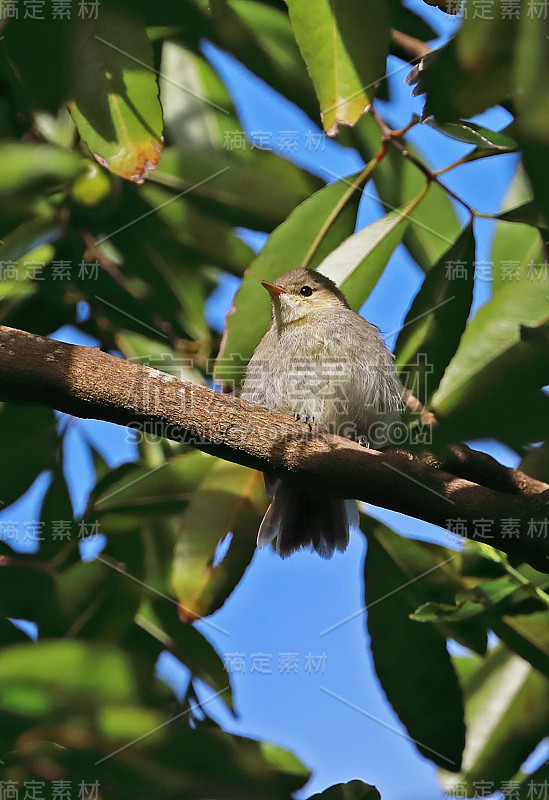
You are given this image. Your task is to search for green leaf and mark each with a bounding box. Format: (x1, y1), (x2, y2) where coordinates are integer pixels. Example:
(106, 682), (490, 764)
(0, 640), (138, 715)
(412, 571), (549, 625)
(387, 0), (436, 41)
(395, 224), (475, 404)
(0, 403), (58, 508)
(417, 4), (518, 124)
(441, 645), (549, 795)
(319, 189), (429, 311)
(457, 1), (519, 77)
(37, 461), (74, 561)
(0, 555), (57, 627)
(0, 217), (65, 264)
(287, 0), (390, 134)
(171, 460), (266, 620)
(513, 10), (549, 144)
(432, 254), (549, 444)
(3, 17), (72, 114)
(424, 119), (517, 153)
(150, 146), (322, 232)
(260, 742), (311, 778)
(0, 143), (85, 205)
(0, 218), (65, 306)
(491, 221), (544, 294)
(140, 599), (234, 711)
(308, 781), (381, 800)
(91, 450), (215, 532)
(209, 0), (320, 123)
(140, 183), (254, 275)
(363, 520), (466, 770)
(491, 166), (544, 294)
(492, 612), (549, 678)
(499, 201), (549, 229)
(215, 174), (362, 387)
(54, 555), (143, 641)
(159, 42), (238, 151)
(351, 114), (463, 272)
(68, 9), (163, 183)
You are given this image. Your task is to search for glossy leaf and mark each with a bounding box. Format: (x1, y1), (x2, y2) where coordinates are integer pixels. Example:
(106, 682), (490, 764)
(171, 460), (266, 620)
(352, 114), (463, 272)
(499, 200), (549, 229)
(412, 570), (549, 626)
(68, 9), (163, 183)
(159, 42), (238, 151)
(395, 224), (475, 403)
(215, 174), (362, 387)
(287, 0), (390, 134)
(363, 519), (466, 770)
(209, 0), (320, 123)
(492, 612), (549, 678)
(424, 119), (517, 153)
(433, 251), (549, 444)
(491, 219), (544, 295)
(441, 645), (549, 795)
(319, 189), (428, 311)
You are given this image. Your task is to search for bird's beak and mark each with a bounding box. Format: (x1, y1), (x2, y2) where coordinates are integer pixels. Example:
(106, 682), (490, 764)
(261, 281), (286, 298)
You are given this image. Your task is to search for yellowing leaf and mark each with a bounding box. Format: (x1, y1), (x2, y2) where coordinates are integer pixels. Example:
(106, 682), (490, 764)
(68, 9), (163, 183)
(288, 0), (390, 135)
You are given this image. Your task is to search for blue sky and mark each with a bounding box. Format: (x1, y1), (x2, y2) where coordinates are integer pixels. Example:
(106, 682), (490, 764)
(0, 2), (540, 799)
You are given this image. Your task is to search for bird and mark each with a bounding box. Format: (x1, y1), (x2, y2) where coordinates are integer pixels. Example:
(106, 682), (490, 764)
(240, 267), (404, 558)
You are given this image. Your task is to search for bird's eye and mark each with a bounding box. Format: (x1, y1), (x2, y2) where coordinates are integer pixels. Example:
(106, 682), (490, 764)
(299, 285), (313, 297)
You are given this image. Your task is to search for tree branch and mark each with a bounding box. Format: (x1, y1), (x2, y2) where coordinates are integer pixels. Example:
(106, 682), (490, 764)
(0, 325), (547, 571)
(390, 28), (431, 62)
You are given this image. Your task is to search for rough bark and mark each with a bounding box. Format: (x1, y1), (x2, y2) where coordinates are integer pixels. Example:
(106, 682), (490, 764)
(0, 324), (547, 571)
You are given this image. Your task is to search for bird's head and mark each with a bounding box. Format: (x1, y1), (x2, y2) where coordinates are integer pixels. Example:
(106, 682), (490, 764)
(261, 268), (349, 327)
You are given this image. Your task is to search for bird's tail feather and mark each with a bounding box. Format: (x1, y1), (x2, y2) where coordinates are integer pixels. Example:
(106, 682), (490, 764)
(257, 478), (356, 558)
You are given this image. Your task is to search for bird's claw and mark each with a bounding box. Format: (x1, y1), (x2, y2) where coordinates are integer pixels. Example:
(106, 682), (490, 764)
(295, 412), (315, 432)
(358, 435), (370, 448)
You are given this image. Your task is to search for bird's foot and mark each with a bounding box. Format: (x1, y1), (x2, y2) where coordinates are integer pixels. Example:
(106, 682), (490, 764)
(358, 435), (370, 449)
(295, 412), (316, 433)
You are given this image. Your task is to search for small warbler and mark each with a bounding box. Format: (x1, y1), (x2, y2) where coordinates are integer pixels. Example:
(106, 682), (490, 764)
(241, 267), (404, 558)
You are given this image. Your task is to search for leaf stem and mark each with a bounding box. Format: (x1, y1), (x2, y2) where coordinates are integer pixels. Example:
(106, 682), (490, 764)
(495, 552), (549, 610)
(301, 151), (384, 270)
(367, 106), (493, 221)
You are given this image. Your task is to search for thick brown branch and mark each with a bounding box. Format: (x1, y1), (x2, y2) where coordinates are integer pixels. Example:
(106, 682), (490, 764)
(0, 325), (548, 571)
